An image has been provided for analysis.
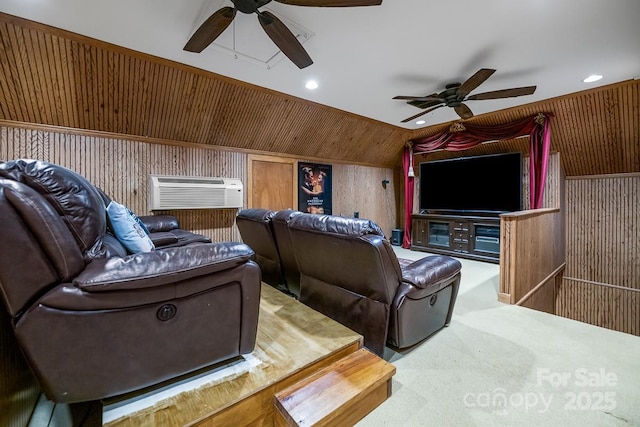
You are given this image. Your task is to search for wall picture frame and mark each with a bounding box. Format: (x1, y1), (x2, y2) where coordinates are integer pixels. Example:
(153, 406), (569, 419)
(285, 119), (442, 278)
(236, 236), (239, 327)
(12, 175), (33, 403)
(298, 162), (332, 214)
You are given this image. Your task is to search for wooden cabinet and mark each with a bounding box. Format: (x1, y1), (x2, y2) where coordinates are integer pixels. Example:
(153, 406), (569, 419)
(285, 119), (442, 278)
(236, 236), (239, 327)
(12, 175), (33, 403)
(411, 217), (428, 247)
(411, 214), (500, 263)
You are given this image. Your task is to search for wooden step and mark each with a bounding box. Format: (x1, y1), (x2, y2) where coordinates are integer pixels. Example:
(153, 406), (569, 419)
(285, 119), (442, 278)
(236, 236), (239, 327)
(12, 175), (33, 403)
(274, 348), (396, 427)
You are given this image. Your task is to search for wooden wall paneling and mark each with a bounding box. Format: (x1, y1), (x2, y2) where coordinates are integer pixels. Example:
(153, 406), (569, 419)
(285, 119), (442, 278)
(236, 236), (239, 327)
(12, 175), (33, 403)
(498, 216), (515, 304)
(556, 174), (640, 336)
(331, 163), (398, 237)
(564, 174), (640, 288)
(0, 13), (411, 168)
(0, 25), (18, 121)
(393, 166), (405, 229)
(0, 124), (247, 242)
(1, 121), (403, 242)
(520, 144), (532, 211)
(619, 81), (640, 171)
(410, 81), (640, 177)
(557, 279), (640, 336)
(520, 277), (558, 315)
(3, 14), (640, 174)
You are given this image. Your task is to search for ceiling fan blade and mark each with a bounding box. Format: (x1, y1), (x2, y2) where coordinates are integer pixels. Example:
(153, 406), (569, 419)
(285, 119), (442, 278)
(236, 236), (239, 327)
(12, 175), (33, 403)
(456, 68), (496, 98)
(184, 7), (236, 53)
(393, 94), (441, 102)
(401, 105), (444, 123)
(454, 104), (474, 120)
(466, 86), (537, 101)
(258, 11), (313, 69)
(274, 0), (382, 6)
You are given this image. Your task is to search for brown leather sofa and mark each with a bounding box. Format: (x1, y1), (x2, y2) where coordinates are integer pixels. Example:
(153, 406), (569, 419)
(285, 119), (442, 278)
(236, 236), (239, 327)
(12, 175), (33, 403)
(0, 159), (262, 403)
(236, 209), (462, 357)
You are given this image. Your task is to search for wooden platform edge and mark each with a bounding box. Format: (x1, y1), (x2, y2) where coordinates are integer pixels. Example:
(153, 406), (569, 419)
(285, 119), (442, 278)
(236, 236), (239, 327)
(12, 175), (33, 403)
(274, 348), (396, 427)
(190, 341), (363, 426)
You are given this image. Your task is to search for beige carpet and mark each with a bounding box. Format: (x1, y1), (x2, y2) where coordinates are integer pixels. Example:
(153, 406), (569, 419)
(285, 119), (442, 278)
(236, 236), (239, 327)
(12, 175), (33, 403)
(358, 247), (640, 427)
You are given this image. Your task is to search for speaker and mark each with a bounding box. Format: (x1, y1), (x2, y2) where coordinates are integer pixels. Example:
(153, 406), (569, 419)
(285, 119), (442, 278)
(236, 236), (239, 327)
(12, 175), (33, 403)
(391, 229), (403, 246)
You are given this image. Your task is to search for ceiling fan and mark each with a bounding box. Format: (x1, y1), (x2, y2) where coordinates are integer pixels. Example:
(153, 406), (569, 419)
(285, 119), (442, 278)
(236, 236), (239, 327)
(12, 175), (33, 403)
(393, 68), (536, 123)
(184, 0), (382, 69)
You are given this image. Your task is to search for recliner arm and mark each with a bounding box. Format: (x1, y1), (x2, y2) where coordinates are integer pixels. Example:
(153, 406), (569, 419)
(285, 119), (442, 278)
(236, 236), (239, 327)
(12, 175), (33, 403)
(400, 255), (462, 295)
(137, 215), (180, 232)
(74, 242), (255, 292)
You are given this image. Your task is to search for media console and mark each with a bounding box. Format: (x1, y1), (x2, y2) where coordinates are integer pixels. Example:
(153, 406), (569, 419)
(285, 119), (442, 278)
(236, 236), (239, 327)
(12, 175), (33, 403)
(411, 213), (501, 263)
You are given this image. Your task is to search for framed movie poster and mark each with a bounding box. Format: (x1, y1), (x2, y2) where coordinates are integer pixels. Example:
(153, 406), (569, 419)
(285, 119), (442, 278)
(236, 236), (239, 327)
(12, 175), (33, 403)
(298, 162), (332, 214)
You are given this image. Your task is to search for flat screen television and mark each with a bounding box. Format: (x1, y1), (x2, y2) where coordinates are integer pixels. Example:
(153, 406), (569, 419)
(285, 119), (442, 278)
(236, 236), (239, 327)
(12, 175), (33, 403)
(419, 152), (522, 216)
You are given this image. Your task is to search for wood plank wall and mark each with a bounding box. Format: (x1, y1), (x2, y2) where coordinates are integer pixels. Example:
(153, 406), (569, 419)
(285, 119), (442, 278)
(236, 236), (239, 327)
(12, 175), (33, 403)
(411, 80), (640, 177)
(0, 13), (409, 169)
(0, 122), (400, 238)
(522, 152), (563, 210)
(0, 124), (247, 242)
(331, 163), (399, 235)
(557, 174), (640, 335)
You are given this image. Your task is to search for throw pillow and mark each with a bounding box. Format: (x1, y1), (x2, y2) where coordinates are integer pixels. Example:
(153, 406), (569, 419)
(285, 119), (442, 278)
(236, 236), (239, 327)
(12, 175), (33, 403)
(106, 201), (155, 254)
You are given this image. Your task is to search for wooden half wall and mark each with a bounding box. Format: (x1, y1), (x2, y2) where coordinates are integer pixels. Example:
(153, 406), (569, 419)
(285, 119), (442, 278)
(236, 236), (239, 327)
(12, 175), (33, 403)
(498, 152), (566, 310)
(499, 208), (566, 308)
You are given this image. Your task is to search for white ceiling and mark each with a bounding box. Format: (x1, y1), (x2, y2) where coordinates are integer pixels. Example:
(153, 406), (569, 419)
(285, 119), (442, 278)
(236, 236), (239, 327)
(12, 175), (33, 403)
(1, 0), (639, 129)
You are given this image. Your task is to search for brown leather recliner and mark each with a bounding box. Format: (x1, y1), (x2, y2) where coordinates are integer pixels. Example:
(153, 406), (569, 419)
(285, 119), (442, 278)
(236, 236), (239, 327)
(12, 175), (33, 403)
(0, 159), (262, 404)
(287, 213), (462, 356)
(271, 209), (303, 297)
(236, 208), (289, 292)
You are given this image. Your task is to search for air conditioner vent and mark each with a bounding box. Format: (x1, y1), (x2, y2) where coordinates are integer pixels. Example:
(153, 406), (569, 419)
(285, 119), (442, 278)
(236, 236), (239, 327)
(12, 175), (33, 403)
(148, 175), (243, 210)
(156, 177), (226, 185)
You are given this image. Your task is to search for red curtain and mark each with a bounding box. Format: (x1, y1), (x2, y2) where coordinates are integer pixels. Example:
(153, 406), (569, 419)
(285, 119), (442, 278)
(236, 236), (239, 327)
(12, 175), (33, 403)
(529, 115), (552, 209)
(402, 145), (414, 248)
(402, 113), (552, 247)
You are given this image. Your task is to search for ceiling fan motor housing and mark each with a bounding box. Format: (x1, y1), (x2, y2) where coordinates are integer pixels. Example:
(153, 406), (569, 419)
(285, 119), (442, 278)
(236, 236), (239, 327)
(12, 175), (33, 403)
(232, 0), (269, 14)
(442, 84), (462, 107)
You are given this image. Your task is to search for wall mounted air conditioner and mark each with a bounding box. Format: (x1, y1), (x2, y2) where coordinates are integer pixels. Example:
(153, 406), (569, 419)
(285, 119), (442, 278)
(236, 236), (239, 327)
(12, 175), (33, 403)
(148, 175), (243, 210)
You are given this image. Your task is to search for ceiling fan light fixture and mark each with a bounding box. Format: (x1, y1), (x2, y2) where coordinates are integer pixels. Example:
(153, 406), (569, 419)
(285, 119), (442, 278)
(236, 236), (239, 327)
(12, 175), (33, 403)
(583, 74), (603, 83)
(305, 80), (319, 90)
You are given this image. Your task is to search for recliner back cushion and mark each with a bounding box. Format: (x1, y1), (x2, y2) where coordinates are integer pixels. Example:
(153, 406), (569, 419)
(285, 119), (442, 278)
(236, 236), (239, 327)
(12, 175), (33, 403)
(236, 209), (282, 287)
(0, 160), (106, 260)
(271, 210), (303, 295)
(288, 214), (402, 304)
(0, 179), (85, 316)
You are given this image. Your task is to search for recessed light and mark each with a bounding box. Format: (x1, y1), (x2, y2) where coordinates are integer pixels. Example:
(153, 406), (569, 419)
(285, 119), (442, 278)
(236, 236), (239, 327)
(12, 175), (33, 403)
(583, 74), (603, 83)
(416, 120), (426, 125)
(305, 80), (318, 90)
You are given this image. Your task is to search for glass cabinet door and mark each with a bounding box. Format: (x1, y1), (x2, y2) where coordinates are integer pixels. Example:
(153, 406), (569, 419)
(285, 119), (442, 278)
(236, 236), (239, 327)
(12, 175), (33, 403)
(428, 221), (450, 247)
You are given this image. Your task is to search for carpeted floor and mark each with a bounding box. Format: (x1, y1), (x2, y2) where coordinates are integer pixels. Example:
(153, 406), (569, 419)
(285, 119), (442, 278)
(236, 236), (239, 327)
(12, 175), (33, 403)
(358, 247), (640, 427)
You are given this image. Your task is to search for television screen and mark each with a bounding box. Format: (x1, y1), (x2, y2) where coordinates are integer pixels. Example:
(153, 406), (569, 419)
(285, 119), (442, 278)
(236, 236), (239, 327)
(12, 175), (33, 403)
(419, 152), (522, 215)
